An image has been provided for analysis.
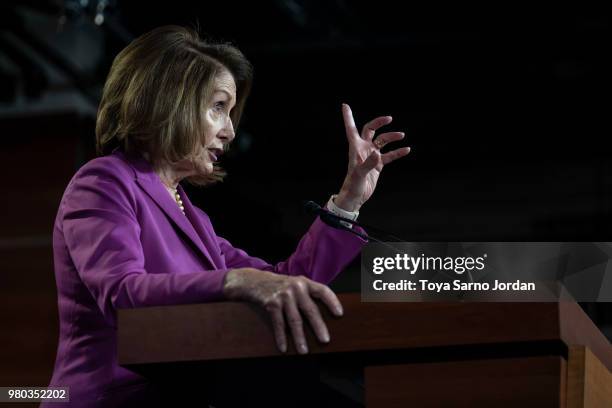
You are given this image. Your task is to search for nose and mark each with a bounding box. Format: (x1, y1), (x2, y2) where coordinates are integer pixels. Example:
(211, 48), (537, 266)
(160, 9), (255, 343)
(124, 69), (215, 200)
(219, 117), (235, 144)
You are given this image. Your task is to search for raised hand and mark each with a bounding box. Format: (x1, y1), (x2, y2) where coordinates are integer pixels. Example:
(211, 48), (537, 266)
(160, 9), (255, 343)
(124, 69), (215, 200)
(335, 103), (411, 212)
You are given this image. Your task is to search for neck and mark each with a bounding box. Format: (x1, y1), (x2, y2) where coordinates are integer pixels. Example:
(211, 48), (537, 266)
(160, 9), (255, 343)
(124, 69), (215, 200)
(156, 166), (182, 189)
(142, 153), (193, 189)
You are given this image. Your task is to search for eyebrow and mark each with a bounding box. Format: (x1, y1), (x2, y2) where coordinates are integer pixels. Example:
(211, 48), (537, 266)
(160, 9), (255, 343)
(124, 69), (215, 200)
(215, 89), (236, 103)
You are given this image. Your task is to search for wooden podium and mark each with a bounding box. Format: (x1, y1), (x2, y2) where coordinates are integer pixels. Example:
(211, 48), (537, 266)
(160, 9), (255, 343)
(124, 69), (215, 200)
(118, 293), (612, 407)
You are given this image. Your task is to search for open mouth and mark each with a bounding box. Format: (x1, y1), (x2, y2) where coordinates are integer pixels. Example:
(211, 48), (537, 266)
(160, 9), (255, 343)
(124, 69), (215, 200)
(207, 148), (223, 162)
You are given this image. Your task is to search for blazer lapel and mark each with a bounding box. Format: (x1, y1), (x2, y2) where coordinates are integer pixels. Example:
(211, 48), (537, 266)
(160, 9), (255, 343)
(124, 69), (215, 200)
(179, 187), (226, 269)
(122, 152), (218, 268)
(136, 177), (218, 268)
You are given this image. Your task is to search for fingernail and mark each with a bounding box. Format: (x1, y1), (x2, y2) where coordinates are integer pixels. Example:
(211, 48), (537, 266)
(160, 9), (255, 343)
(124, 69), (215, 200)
(336, 306), (344, 316)
(322, 333), (330, 343)
(299, 343), (308, 354)
(280, 343), (287, 353)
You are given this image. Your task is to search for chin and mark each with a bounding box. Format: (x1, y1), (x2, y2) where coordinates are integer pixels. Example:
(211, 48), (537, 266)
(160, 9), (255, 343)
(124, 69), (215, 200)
(194, 160), (214, 176)
(190, 149), (213, 175)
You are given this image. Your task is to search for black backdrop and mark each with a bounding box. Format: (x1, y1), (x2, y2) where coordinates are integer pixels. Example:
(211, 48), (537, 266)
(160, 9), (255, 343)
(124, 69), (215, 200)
(0, 3), (610, 387)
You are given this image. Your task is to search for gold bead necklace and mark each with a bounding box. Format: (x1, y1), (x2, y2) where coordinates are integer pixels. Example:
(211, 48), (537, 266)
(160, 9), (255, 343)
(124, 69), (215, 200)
(168, 186), (185, 215)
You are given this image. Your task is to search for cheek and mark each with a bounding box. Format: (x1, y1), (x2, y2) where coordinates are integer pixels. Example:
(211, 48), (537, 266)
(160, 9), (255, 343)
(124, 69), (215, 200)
(202, 109), (225, 143)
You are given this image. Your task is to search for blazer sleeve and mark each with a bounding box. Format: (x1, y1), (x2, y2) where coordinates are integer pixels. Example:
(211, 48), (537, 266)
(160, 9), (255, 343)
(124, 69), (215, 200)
(217, 217), (367, 285)
(61, 165), (229, 325)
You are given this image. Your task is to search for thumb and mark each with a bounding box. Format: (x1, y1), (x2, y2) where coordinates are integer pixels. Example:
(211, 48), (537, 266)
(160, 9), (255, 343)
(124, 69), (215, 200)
(357, 150), (381, 175)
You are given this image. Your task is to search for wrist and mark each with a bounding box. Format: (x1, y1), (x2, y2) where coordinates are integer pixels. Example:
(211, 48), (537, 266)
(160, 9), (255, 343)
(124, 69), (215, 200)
(223, 268), (248, 299)
(334, 191), (362, 212)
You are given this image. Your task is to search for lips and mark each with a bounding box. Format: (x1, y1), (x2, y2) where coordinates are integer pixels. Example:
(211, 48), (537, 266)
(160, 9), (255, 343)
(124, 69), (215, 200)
(207, 147), (223, 162)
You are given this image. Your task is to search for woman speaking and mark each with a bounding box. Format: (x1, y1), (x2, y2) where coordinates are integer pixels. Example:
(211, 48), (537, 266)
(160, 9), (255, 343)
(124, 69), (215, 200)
(43, 25), (410, 406)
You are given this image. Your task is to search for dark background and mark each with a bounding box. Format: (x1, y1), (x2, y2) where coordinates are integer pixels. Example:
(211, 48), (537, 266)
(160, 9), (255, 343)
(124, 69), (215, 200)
(1, 0), (610, 391)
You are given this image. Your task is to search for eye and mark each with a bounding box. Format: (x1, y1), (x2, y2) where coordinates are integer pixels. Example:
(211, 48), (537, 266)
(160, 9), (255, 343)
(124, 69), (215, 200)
(213, 100), (226, 112)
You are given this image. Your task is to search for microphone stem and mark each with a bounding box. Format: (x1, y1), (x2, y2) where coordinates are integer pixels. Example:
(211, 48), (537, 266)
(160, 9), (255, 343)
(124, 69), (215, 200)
(319, 214), (404, 253)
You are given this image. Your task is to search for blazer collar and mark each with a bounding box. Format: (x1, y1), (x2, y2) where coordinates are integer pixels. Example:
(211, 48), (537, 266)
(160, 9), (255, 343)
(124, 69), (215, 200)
(113, 150), (217, 269)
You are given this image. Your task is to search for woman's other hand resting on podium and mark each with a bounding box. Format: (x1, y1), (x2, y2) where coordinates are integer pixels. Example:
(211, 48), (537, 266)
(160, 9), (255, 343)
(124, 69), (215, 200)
(223, 268), (343, 354)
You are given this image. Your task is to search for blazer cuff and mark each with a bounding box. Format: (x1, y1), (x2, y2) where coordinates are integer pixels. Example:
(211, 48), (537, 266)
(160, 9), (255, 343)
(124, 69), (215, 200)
(193, 268), (231, 301)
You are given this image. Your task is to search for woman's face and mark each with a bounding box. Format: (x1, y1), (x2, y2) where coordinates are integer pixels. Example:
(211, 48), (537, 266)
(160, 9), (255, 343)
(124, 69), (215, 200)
(191, 69), (237, 175)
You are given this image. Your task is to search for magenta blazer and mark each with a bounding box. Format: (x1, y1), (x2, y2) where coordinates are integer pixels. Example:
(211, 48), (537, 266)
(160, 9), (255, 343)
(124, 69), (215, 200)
(43, 150), (365, 407)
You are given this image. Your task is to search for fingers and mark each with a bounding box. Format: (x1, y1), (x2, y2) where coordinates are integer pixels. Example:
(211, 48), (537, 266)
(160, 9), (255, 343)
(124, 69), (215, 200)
(362, 116), (393, 141)
(295, 284), (330, 345)
(262, 276), (340, 355)
(373, 131), (405, 150)
(308, 282), (344, 317)
(381, 146), (411, 165)
(287, 278), (336, 354)
(256, 272), (343, 355)
(266, 300), (288, 353)
(341, 103), (360, 141)
(283, 291), (308, 354)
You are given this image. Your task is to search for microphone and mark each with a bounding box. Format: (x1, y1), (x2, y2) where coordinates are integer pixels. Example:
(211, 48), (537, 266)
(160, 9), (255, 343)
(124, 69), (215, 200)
(303, 200), (404, 251)
(304, 201), (476, 284)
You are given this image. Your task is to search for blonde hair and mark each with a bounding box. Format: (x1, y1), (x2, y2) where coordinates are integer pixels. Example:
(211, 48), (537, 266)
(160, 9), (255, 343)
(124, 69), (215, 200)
(96, 25), (253, 185)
